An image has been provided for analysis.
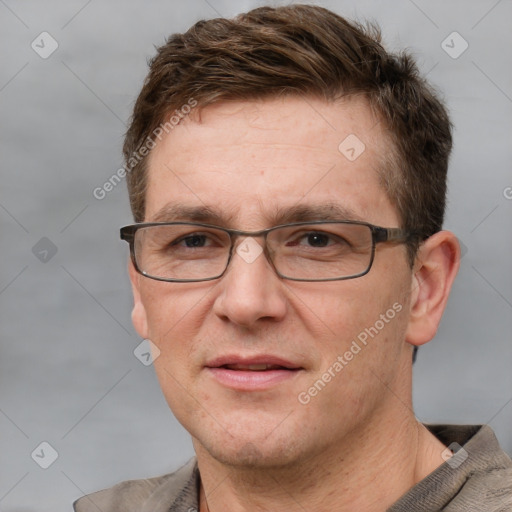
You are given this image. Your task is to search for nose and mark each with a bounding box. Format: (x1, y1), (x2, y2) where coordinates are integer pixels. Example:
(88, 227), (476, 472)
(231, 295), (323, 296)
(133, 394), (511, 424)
(212, 237), (287, 328)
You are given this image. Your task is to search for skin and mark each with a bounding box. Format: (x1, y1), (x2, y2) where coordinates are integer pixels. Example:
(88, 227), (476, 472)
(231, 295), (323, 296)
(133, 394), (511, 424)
(129, 96), (460, 511)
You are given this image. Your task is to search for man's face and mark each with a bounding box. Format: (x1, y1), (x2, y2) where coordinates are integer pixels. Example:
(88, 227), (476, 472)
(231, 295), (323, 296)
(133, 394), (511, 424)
(130, 96), (414, 468)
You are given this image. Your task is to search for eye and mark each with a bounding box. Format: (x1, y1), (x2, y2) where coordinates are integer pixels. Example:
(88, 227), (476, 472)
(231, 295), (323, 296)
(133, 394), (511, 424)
(303, 232), (331, 247)
(176, 234), (209, 248)
(286, 231), (345, 248)
(171, 231), (224, 249)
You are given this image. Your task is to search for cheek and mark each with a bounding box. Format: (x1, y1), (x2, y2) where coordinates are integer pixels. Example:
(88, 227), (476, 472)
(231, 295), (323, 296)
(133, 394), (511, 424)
(308, 306), (408, 421)
(141, 283), (210, 341)
(140, 284), (215, 390)
(305, 279), (408, 367)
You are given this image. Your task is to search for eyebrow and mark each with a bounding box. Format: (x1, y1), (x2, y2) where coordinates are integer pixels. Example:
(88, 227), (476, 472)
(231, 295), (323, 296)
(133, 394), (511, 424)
(150, 204), (237, 224)
(149, 202), (365, 226)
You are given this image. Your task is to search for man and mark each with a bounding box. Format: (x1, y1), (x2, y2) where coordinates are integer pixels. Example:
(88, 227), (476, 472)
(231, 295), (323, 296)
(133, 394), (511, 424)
(74, 4), (512, 511)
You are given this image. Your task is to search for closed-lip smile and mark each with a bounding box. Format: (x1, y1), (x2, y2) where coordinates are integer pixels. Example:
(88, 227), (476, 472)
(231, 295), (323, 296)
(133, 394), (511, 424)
(205, 355), (303, 390)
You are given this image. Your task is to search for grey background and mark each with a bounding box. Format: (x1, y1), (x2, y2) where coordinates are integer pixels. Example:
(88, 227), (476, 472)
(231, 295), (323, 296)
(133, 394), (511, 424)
(1, 0), (511, 510)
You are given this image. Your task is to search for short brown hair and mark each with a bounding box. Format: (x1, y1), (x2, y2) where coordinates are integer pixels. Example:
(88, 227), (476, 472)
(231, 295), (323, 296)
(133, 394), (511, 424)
(124, 4), (452, 263)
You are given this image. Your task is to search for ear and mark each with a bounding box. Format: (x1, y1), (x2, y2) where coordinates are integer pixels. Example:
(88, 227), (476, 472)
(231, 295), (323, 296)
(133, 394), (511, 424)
(128, 260), (149, 339)
(405, 231), (460, 346)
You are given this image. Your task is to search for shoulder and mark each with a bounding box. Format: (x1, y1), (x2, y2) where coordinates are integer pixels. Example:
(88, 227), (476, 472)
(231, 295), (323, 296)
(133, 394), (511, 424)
(73, 458), (198, 512)
(390, 425), (512, 512)
(451, 465), (512, 512)
(448, 425), (512, 512)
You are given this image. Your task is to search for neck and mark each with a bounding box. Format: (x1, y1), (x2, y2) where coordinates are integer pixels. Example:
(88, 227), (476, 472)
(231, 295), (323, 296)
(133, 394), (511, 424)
(196, 412), (446, 512)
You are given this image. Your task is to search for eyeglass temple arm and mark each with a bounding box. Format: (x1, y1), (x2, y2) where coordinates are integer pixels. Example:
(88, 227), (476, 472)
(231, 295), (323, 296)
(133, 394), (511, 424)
(120, 227), (135, 243)
(374, 227), (413, 243)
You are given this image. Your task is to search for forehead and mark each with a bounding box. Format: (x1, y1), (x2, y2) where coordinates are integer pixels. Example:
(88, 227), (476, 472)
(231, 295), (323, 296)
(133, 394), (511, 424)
(145, 96), (398, 228)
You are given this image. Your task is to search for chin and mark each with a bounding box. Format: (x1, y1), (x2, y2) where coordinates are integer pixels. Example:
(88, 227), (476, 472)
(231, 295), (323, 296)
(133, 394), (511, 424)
(189, 413), (313, 470)
(201, 437), (304, 469)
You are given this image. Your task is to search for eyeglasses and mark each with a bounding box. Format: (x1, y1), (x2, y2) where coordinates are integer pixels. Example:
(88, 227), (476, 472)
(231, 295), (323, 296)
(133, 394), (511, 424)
(120, 221), (414, 283)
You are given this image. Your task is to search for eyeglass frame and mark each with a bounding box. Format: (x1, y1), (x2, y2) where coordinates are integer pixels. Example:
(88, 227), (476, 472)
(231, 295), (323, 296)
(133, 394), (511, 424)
(120, 220), (416, 283)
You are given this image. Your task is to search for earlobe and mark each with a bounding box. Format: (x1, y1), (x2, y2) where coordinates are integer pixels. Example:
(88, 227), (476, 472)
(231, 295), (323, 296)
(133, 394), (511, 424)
(405, 231), (460, 347)
(128, 261), (149, 339)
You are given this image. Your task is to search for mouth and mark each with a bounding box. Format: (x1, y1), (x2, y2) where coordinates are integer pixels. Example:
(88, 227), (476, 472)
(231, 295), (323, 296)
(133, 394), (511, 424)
(205, 356), (303, 390)
(219, 363), (298, 371)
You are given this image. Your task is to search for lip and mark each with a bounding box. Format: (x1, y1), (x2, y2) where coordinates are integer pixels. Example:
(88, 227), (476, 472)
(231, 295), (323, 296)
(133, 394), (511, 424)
(205, 354), (303, 391)
(206, 354), (301, 369)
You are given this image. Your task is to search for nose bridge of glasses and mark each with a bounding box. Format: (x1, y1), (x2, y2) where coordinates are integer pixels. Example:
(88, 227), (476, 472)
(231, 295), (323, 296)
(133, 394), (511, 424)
(227, 227), (275, 268)
(226, 226), (273, 254)
(219, 229), (284, 284)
